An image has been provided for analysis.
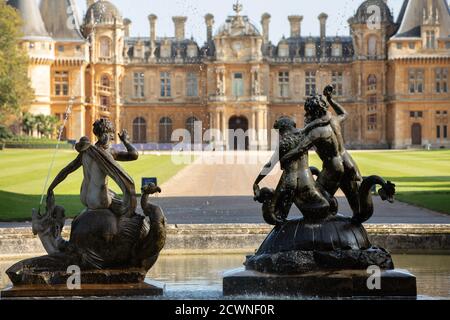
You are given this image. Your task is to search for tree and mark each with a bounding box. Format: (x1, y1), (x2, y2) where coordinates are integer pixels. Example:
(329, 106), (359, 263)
(35, 114), (58, 138)
(0, 1), (34, 125)
(22, 112), (36, 136)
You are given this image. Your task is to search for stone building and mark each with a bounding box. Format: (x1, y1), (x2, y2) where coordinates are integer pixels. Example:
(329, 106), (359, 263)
(7, 0), (450, 149)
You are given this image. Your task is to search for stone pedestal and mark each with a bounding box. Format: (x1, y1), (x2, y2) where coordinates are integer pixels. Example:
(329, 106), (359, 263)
(223, 268), (417, 298)
(1, 280), (164, 298)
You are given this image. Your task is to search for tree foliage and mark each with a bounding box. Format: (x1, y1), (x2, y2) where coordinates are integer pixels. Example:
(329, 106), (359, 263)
(22, 112), (59, 138)
(0, 1), (34, 124)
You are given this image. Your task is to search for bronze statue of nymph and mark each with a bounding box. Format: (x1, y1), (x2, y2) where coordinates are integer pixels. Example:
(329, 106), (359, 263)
(6, 119), (167, 286)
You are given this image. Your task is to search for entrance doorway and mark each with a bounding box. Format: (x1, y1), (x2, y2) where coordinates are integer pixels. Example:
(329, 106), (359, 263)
(228, 116), (249, 150)
(411, 123), (422, 145)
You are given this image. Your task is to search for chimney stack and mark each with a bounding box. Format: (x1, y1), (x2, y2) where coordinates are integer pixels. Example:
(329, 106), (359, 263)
(172, 16), (188, 41)
(261, 13), (271, 44)
(288, 15), (303, 38)
(205, 14), (214, 43)
(318, 13), (328, 39)
(123, 18), (132, 37)
(148, 14), (157, 42)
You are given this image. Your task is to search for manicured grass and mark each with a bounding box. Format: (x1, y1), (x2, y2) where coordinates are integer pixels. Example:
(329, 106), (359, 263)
(0, 149), (190, 221)
(0, 149), (449, 221)
(308, 150), (450, 214)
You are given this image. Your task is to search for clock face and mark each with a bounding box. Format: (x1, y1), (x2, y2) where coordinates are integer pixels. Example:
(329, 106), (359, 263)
(233, 41), (242, 52)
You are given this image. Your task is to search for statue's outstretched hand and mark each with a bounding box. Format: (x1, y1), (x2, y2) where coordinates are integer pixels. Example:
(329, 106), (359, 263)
(118, 129), (130, 143)
(323, 85), (334, 99)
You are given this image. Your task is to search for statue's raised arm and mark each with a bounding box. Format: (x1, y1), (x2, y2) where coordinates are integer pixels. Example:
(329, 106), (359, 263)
(323, 85), (348, 123)
(111, 129), (139, 162)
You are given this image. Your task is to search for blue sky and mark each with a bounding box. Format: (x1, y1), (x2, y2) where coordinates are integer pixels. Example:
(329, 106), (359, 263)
(72, 0), (407, 43)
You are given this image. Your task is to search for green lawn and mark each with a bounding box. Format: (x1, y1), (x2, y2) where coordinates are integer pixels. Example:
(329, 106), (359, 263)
(0, 149), (190, 221)
(0, 149), (449, 221)
(308, 150), (450, 214)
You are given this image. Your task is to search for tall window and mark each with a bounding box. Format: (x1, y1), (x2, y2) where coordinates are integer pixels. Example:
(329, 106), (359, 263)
(332, 71), (343, 96)
(101, 75), (110, 88)
(100, 96), (110, 113)
(409, 69), (424, 94)
(367, 74), (377, 91)
(186, 72), (198, 97)
(99, 37), (111, 57)
(132, 117), (147, 143)
(160, 72), (171, 97)
(278, 71), (290, 98)
(435, 68), (448, 93)
(133, 72), (145, 98)
(159, 117), (173, 143)
(232, 73), (244, 97)
(55, 71), (69, 96)
(186, 117), (199, 144)
(367, 114), (377, 131)
(305, 71), (316, 96)
(426, 31), (436, 49)
(368, 36), (377, 57)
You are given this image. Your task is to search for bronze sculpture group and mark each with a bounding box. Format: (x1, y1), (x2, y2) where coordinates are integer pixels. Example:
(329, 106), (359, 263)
(4, 84), (408, 297)
(6, 119), (166, 289)
(248, 85), (397, 275)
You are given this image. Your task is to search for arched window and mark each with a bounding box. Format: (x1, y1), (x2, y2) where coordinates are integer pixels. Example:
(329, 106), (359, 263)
(367, 74), (377, 91)
(132, 117), (147, 143)
(368, 36), (378, 57)
(99, 37), (111, 57)
(101, 75), (110, 88)
(186, 116), (199, 144)
(159, 117), (173, 143)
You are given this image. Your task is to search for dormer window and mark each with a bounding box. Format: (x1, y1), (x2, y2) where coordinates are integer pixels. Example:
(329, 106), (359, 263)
(187, 45), (198, 58)
(278, 44), (289, 57)
(305, 44), (315, 57)
(160, 42), (172, 58)
(331, 44), (342, 57)
(426, 31), (436, 49)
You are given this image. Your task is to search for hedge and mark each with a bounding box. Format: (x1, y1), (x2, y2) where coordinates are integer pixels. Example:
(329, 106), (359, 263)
(2, 137), (73, 149)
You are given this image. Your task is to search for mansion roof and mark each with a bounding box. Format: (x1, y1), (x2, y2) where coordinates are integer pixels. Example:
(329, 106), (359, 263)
(394, 0), (450, 38)
(39, 0), (84, 42)
(7, 0), (51, 40)
(8, 0), (450, 63)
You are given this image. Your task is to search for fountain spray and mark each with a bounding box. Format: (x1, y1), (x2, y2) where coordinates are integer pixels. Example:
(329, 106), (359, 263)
(38, 97), (74, 213)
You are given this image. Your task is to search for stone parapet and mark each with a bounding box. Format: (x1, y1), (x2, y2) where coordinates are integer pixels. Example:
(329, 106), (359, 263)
(1, 224), (449, 257)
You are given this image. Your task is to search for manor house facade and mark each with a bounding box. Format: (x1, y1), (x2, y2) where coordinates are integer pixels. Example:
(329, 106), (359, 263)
(8, 0), (450, 149)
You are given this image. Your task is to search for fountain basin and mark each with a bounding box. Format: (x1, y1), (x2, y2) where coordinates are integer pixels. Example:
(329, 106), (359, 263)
(223, 268), (416, 297)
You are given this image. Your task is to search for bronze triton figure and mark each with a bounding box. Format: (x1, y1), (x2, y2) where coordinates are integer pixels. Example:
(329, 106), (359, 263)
(245, 85), (400, 279)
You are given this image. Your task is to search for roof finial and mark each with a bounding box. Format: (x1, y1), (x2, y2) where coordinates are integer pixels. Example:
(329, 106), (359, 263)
(233, 1), (243, 16)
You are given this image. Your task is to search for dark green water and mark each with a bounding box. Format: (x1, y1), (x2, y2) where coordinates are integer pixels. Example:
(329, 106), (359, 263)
(1, 254), (449, 299)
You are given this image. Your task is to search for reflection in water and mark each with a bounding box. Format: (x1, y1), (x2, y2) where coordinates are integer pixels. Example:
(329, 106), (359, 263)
(1, 254), (449, 299)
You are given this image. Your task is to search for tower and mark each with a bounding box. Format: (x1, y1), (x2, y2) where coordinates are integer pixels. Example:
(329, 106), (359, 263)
(40, 0), (88, 139)
(7, 0), (55, 117)
(348, 0), (396, 147)
(83, 0), (125, 142)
